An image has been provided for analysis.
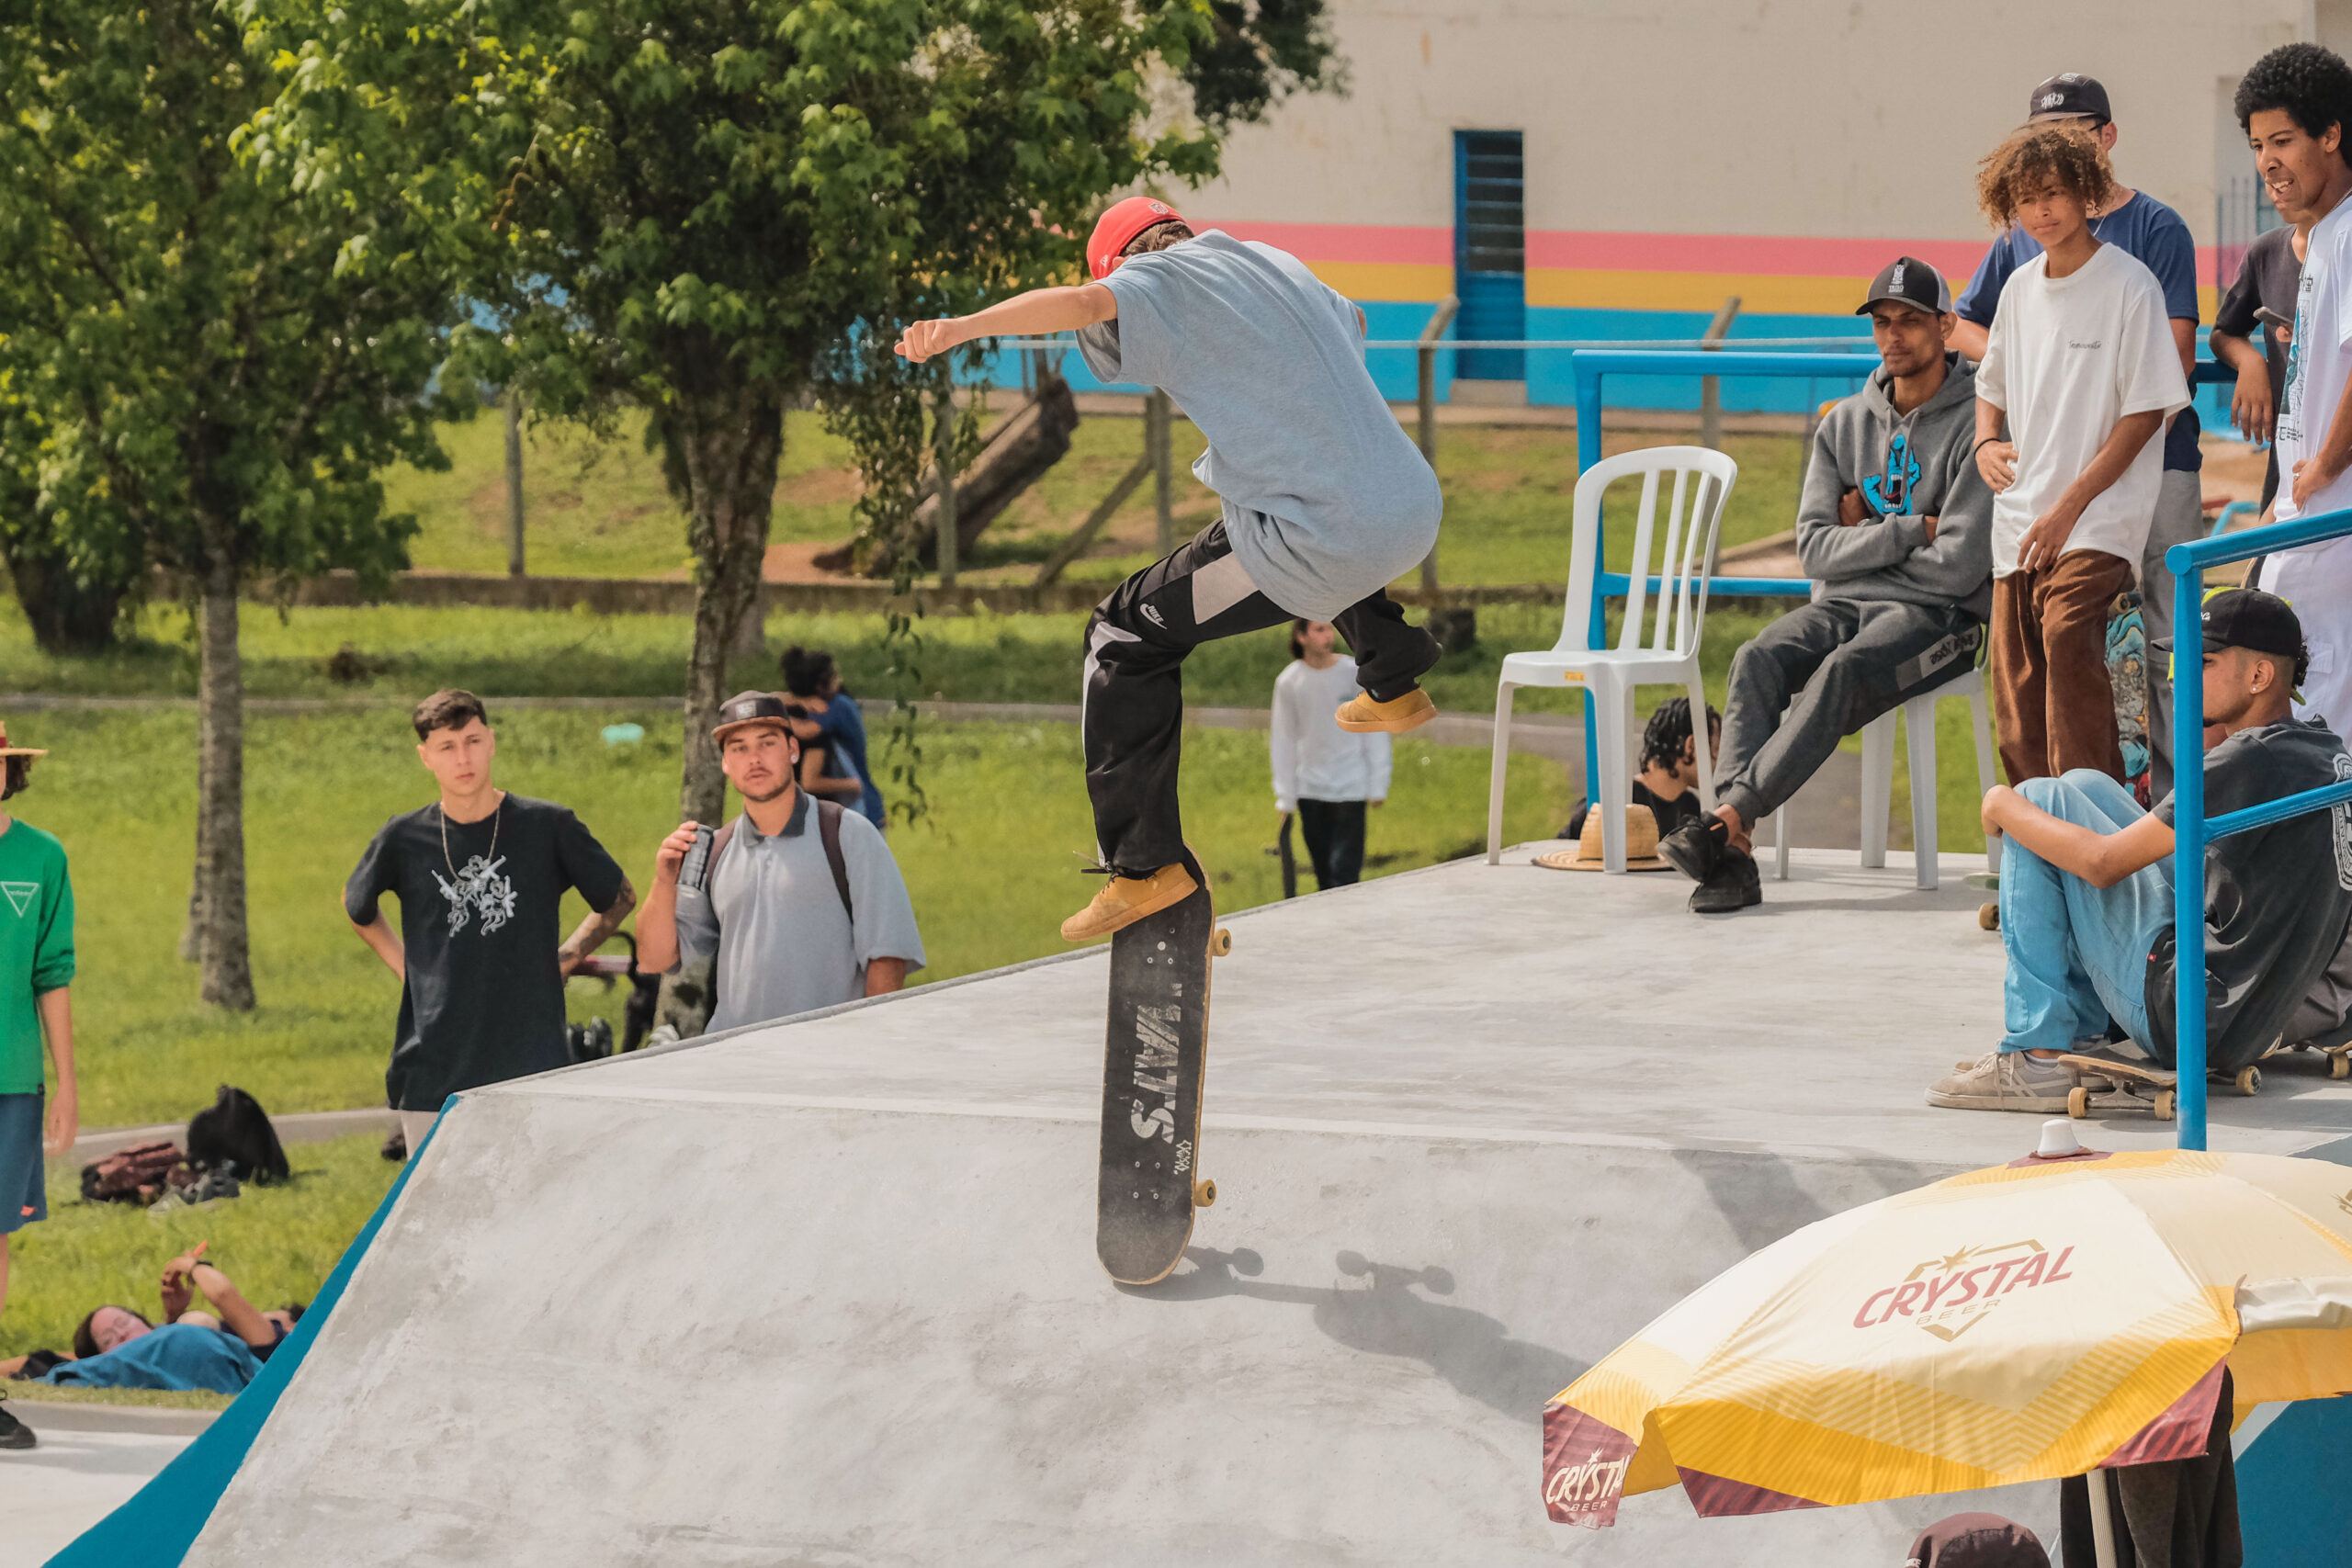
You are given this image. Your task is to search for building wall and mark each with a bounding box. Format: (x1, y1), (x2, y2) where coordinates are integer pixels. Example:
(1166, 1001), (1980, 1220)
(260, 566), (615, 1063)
(1061, 0), (2314, 409)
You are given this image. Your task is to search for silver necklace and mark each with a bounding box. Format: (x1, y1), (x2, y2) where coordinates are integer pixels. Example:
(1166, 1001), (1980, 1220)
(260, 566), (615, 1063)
(439, 792), (503, 880)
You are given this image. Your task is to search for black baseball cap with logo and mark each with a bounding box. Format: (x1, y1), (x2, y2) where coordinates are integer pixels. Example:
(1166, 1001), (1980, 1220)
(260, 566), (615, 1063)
(1857, 256), (1952, 317)
(712, 689), (795, 741)
(2027, 73), (2111, 125)
(2151, 587), (2305, 662)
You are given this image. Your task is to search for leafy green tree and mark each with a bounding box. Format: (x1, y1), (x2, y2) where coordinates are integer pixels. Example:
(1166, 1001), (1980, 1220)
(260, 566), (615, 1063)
(280, 0), (1338, 822)
(0, 0), (463, 1007)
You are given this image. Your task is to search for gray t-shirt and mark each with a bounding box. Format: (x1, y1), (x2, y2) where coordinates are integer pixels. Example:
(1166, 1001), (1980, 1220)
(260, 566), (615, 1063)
(1077, 231), (1442, 619)
(673, 793), (926, 1034)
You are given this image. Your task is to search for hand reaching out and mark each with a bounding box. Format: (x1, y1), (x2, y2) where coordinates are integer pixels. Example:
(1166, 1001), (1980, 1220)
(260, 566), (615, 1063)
(894, 319), (963, 365)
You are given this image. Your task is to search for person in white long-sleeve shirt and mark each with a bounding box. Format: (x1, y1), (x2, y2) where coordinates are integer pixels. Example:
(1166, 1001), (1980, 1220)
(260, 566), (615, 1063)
(1271, 620), (1392, 889)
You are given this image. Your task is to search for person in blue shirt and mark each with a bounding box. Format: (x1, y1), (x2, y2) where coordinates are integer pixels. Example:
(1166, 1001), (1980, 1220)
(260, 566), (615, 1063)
(1951, 72), (2204, 799)
(780, 646), (884, 829)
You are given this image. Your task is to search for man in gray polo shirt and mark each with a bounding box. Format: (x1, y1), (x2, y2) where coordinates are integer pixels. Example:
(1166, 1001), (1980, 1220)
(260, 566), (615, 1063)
(636, 692), (924, 1033)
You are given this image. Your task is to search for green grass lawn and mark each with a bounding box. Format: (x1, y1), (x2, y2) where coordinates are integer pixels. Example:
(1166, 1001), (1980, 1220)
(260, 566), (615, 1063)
(2, 1130), (398, 1365)
(382, 404), (1806, 590)
(7, 698), (1572, 1131)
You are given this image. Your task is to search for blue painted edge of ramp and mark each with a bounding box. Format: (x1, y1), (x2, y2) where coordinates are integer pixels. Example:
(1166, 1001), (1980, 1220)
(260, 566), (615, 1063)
(42, 1113), (436, 1567)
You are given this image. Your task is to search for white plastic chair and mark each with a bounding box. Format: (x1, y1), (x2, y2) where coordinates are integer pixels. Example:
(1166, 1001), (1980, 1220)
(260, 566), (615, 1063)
(1487, 446), (1739, 872)
(1770, 663), (2003, 890)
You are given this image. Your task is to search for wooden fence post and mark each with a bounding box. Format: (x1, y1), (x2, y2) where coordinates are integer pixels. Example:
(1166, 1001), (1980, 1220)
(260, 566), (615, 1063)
(1698, 296), (1742, 450)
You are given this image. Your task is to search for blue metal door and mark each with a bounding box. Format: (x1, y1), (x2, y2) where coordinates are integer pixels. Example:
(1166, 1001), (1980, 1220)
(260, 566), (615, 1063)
(1454, 130), (1525, 383)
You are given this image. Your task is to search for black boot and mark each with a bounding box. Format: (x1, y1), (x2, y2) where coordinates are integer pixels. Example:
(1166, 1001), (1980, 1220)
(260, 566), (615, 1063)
(1690, 851), (1762, 914)
(1658, 815), (1728, 884)
(0, 1398), (35, 1450)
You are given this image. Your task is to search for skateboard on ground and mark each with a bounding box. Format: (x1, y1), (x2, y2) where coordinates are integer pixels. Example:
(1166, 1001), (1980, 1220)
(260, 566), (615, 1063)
(2058, 1052), (2262, 1122)
(1097, 847), (1227, 1285)
(2269, 1020), (2352, 1080)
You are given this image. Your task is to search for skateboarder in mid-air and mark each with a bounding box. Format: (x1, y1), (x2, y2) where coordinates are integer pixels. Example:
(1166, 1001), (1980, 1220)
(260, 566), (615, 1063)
(897, 197), (1445, 942)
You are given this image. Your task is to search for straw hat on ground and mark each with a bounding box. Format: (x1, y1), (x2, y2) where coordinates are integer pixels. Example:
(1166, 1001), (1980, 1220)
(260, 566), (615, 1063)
(1532, 803), (1671, 872)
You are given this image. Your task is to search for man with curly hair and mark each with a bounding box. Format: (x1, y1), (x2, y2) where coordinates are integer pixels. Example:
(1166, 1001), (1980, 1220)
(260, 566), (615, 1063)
(1972, 123), (2189, 789)
(2245, 42), (2352, 739)
(896, 199), (1444, 942)
(1929, 590), (2352, 1113)
(1951, 74), (2205, 796)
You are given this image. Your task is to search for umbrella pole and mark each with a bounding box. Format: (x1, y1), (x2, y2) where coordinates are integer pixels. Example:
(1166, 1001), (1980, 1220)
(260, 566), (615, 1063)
(2086, 1468), (2120, 1568)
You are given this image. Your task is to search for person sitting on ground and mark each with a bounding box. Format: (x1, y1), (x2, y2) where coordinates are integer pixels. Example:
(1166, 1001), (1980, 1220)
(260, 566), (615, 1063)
(637, 693), (925, 1035)
(1, 1247), (304, 1394)
(1659, 257), (1995, 913)
(1271, 618), (1392, 891)
(1560, 697), (1720, 844)
(1929, 589), (2352, 1111)
(779, 646), (886, 829)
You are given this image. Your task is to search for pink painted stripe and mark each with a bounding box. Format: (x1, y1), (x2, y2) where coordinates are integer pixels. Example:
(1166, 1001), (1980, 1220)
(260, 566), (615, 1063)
(1528, 231), (1991, 277)
(1678, 1468), (1826, 1519)
(1197, 219), (2232, 289)
(1198, 220), (1453, 266)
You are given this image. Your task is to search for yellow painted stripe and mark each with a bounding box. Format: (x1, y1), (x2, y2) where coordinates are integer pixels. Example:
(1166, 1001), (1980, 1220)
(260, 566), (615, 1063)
(1302, 261), (1454, 302)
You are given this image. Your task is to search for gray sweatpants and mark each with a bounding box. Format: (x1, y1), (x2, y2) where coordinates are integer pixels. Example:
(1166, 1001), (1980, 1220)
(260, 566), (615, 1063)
(1715, 598), (1983, 828)
(2138, 468), (2205, 801)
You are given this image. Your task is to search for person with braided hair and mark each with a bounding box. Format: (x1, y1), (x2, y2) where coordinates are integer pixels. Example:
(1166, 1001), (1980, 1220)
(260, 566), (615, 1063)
(1559, 696), (1720, 844)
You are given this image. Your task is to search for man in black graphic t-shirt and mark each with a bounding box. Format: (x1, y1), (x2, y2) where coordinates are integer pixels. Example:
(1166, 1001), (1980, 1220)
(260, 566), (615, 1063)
(345, 691), (633, 1153)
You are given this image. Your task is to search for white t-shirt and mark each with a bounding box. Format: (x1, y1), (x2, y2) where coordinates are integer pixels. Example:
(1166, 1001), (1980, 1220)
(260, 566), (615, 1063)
(2276, 197), (2352, 523)
(1975, 243), (2191, 578)
(1270, 656), (1392, 810)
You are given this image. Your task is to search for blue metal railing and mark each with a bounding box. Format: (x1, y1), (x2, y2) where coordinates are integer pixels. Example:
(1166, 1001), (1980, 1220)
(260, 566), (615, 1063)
(2166, 507), (2352, 1149)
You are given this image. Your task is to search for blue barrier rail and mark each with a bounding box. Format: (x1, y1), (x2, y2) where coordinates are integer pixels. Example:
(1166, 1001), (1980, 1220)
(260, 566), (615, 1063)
(2165, 506), (2352, 1150)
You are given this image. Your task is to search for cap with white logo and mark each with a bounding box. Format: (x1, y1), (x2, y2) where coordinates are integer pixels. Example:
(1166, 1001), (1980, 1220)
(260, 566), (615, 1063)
(2027, 73), (2111, 125)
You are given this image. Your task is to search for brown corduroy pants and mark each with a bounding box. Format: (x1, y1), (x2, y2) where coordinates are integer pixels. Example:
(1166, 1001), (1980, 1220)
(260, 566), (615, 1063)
(1990, 548), (2133, 785)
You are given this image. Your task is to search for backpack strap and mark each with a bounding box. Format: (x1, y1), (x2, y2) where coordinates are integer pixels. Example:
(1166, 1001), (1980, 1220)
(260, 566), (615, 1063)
(816, 799), (854, 922)
(709, 818), (738, 877)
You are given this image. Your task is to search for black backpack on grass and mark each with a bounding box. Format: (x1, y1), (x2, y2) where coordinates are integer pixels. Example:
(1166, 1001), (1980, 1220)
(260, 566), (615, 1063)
(187, 1084), (289, 1186)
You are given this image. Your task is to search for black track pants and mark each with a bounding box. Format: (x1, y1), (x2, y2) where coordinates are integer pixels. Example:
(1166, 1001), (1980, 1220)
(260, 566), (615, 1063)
(1083, 520), (1438, 875)
(1297, 798), (1367, 888)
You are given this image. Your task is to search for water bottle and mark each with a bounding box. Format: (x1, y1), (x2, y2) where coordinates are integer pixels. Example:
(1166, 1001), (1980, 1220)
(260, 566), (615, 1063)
(677, 823), (717, 895)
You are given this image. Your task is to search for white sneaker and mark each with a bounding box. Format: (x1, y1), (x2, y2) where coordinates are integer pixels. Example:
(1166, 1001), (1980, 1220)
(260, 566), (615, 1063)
(1928, 1050), (2073, 1112)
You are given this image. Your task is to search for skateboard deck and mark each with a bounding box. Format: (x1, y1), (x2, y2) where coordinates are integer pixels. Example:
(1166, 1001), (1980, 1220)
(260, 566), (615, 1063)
(1097, 849), (1227, 1285)
(2058, 1053), (2263, 1122)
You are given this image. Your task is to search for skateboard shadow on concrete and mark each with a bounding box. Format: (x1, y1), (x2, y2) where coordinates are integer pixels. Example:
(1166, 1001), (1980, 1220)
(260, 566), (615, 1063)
(1118, 1245), (1588, 1424)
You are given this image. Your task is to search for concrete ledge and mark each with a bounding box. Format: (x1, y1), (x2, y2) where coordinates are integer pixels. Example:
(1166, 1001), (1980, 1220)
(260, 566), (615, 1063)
(6, 1395), (222, 1438)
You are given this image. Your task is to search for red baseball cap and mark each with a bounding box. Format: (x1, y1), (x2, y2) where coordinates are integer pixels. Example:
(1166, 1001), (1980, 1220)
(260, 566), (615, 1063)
(1087, 197), (1187, 280)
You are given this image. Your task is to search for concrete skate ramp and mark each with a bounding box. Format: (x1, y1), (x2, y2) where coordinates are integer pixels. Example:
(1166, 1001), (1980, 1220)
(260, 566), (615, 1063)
(173, 850), (2352, 1565)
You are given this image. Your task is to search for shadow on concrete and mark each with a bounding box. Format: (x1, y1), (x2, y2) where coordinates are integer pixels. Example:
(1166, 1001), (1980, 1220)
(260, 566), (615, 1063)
(1120, 1245), (1588, 1425)
(1670, 1147), (1951, 1253)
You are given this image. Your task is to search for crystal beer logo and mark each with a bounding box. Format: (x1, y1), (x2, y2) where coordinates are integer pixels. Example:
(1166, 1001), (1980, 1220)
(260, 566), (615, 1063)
(1851, 1239), (2075, 1342)
(1544, 1449), (1632, 1511)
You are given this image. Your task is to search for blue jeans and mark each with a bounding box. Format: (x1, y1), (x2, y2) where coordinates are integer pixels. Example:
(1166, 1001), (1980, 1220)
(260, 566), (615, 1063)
(2000, 771), (2173, 1056)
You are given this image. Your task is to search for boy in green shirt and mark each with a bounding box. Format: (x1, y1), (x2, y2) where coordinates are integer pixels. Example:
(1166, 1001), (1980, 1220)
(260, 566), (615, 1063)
(0, 722), (75, 1451)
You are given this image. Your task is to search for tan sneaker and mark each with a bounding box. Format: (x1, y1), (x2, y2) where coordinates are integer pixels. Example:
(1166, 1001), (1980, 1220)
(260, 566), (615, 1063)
(1061, 863), (1198, 942)
(1335, 689), (1436, 733)
(1927, 1049), (2073, 1112)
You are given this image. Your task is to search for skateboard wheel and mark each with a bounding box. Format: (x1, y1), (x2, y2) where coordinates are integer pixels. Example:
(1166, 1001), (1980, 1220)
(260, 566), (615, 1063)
(2154, 1089), (2177, 1122)
(1977, 902), (1999, 931)
(2335, 1055), (2349, 1081)
(2235, 1066), (2261, 1098)
(1211, 928), (1232, 957)
(2066, 1086), (2089, 1120)
(1193, 1179), (1216, 1208)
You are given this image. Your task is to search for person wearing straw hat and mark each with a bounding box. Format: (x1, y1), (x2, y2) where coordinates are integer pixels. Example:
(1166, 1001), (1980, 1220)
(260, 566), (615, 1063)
(894, 198), (1444, 942)
(1929, 588), (2352, 1111)
(0, 721), (73, 1452)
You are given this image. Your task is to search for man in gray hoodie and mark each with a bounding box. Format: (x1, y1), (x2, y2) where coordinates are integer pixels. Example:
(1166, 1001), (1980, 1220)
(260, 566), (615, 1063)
(1659, 258), (1996, 912)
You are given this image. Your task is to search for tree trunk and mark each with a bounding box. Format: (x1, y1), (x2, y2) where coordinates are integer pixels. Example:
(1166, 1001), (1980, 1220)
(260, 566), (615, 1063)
(666, 355), (786, 826)
(193, 554), (254, 1010)
(3, 546), (128, 654)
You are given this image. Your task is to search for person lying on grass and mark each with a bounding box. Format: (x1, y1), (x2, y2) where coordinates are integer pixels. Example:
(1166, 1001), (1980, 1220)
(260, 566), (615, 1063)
(0, 1243), (303, 1393)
